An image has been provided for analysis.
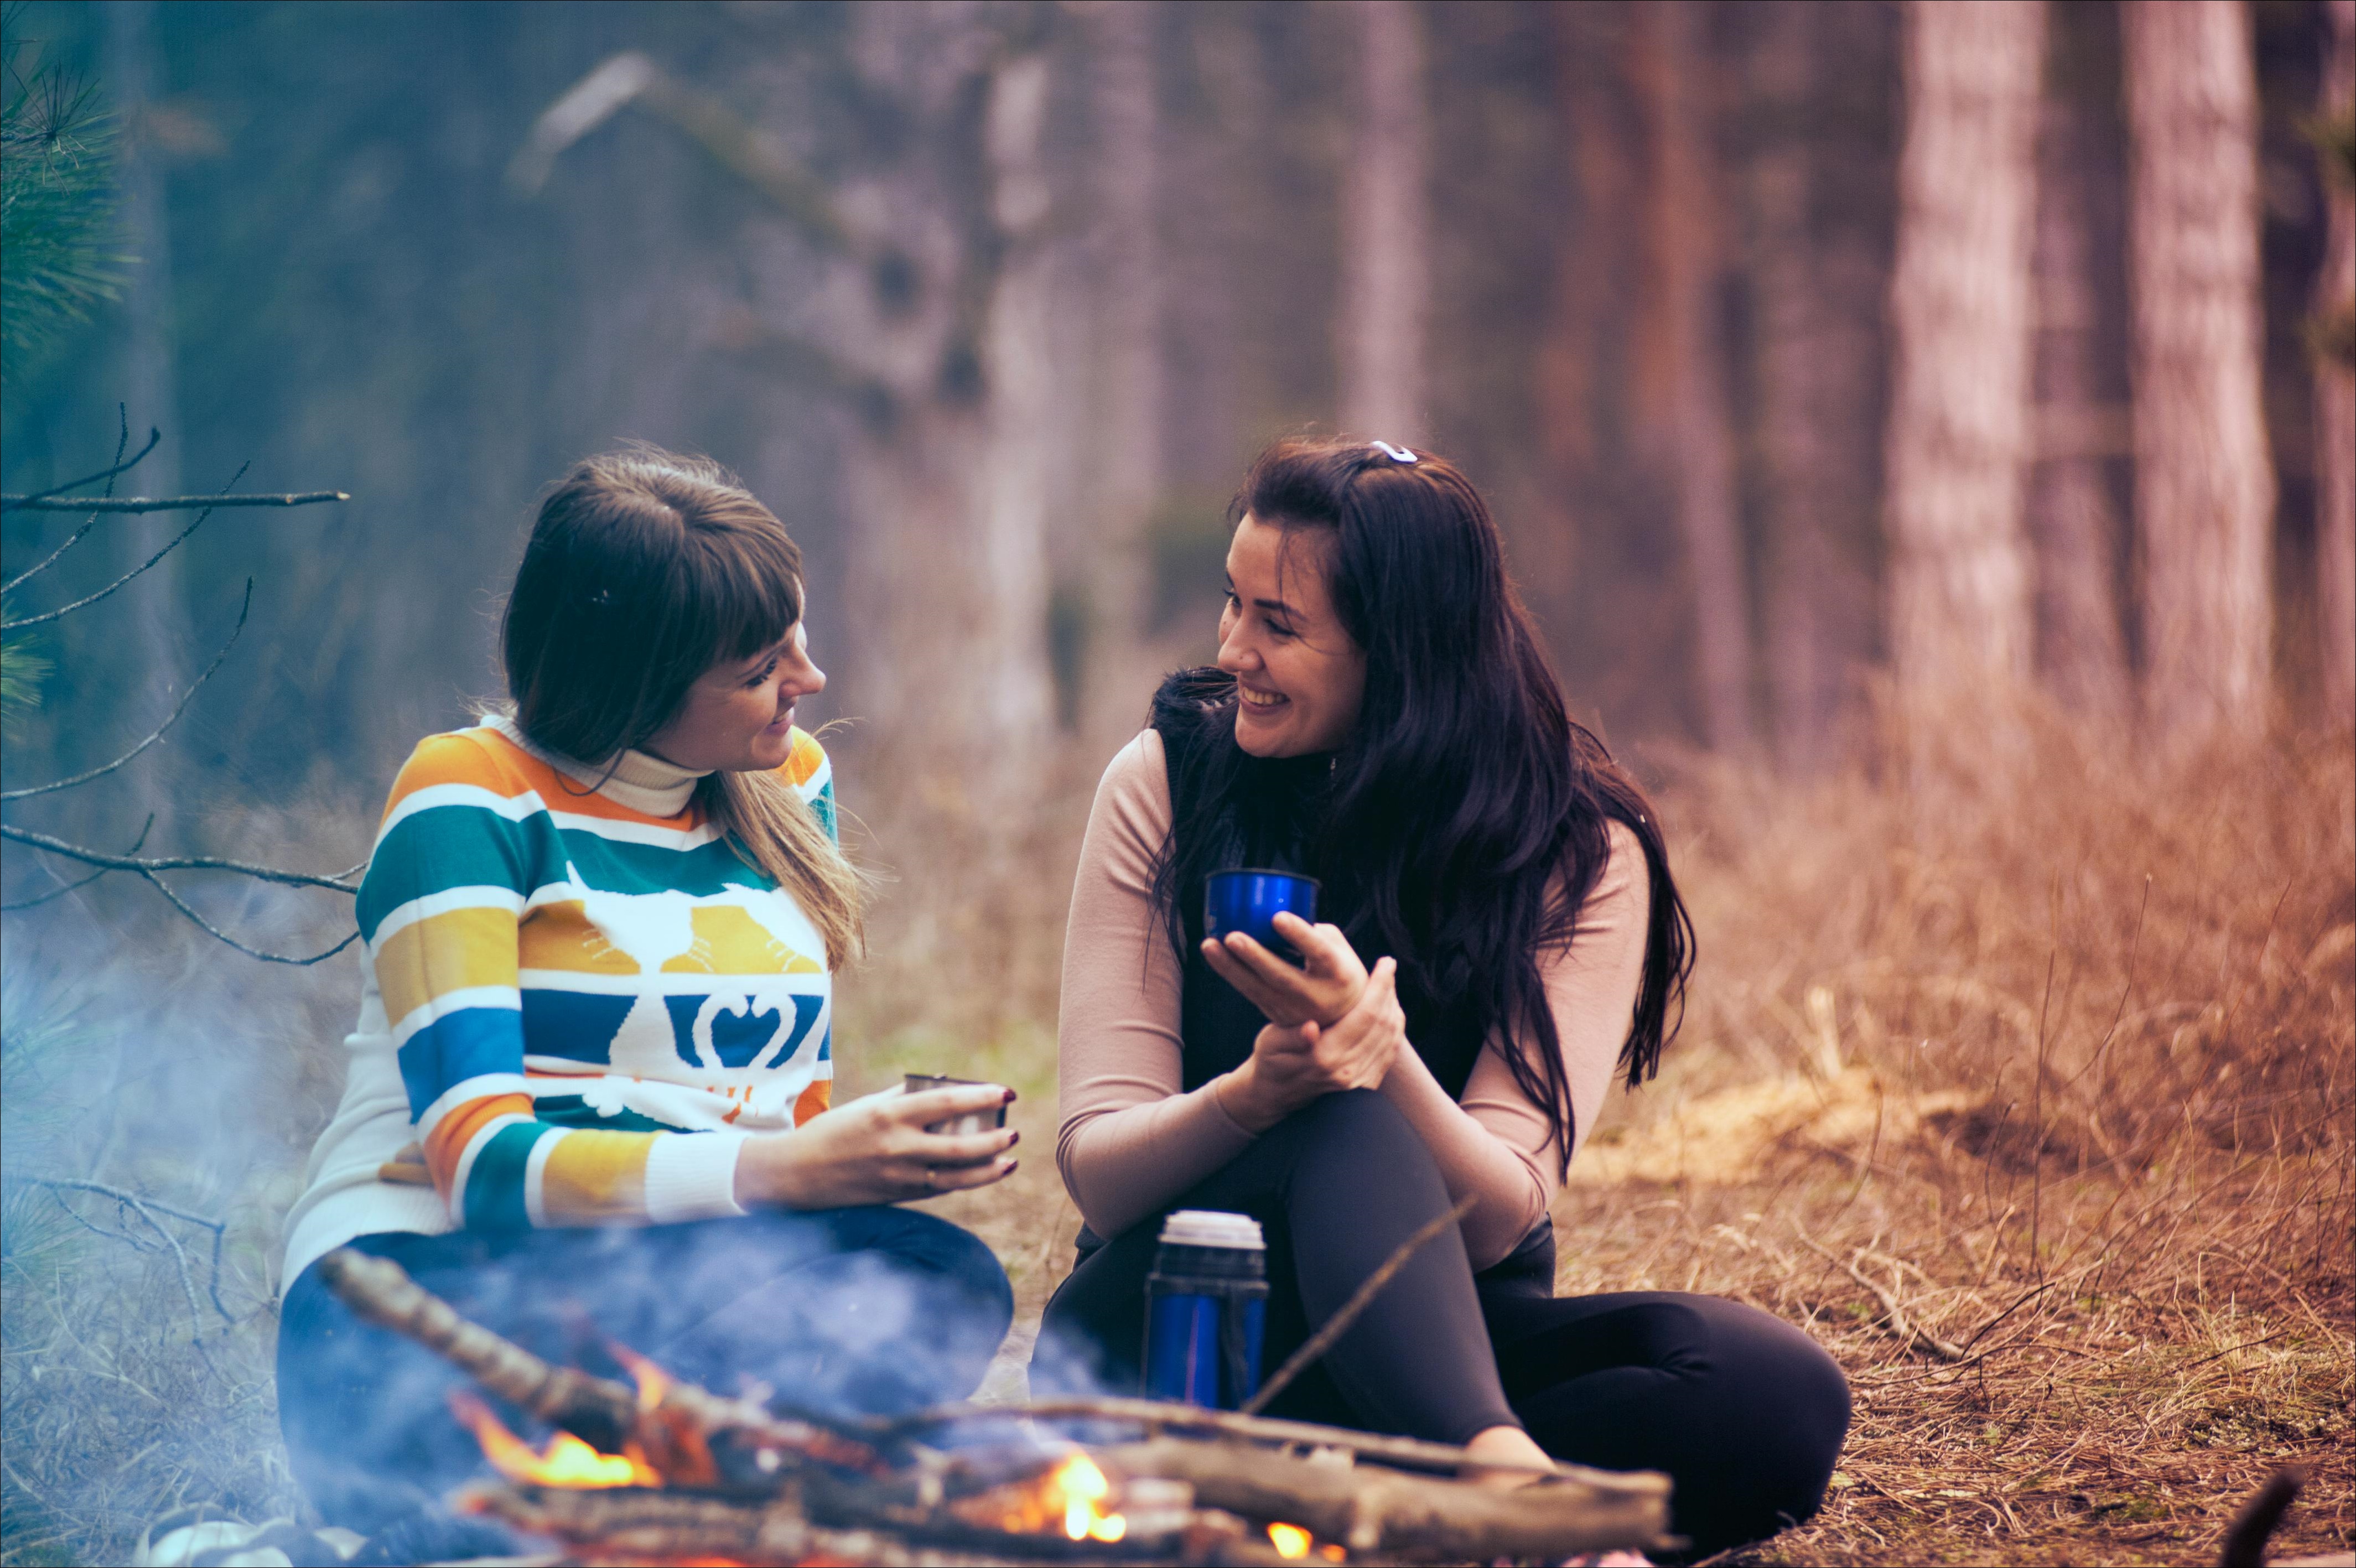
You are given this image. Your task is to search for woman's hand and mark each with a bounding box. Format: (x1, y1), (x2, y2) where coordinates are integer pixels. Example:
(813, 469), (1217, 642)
(1200, 912), (1369, 1027)
(1214, 957), (1407, 1133)
(733, 1082), (1019, 1210)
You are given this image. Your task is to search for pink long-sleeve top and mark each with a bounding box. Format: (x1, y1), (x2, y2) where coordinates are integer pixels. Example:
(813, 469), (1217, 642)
(1055, 731), (1651, 1271)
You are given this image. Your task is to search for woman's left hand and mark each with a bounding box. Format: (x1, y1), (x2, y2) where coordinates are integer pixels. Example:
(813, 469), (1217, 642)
(1213, 956), (1408, 1132)
(1200, 912), (1368, 1027)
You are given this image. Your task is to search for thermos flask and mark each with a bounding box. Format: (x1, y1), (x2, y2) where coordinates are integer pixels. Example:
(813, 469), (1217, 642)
(1203, 869), (1320, 963)
(1142, 1210), (1268, 1408)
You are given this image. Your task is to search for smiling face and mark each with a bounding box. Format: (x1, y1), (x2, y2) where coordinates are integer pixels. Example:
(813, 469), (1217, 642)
(643, 618), (826, 774)
(1219, 514), (1367, 757)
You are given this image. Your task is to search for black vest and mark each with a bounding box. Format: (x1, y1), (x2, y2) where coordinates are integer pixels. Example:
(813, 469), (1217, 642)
(1142, 671), (1556, 1297)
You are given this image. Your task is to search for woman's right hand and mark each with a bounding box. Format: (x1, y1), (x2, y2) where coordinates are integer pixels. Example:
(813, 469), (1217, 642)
(733, 1083), (1019, 1210)
(1214, 957), (1406, 1133)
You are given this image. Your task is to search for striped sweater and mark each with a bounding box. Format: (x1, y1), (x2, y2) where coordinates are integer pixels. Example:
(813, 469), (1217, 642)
(281, 715), (838, 1289)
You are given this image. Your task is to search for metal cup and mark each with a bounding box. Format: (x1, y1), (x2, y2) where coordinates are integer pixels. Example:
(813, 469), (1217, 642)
(1203, 868), (1320, 963)
(902, 1073), (1008, 1137)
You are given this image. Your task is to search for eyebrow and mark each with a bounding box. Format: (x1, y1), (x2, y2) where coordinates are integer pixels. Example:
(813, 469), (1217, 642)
(1226, 573), (1300, 621)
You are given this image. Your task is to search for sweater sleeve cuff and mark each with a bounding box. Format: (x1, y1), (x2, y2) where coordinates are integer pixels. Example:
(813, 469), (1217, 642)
(643, 1130), (749, 1224)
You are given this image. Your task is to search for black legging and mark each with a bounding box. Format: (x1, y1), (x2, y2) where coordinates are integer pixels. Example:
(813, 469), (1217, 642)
(278, 1207), (1011, 1560)
(1036, 1091), (1850, 1559)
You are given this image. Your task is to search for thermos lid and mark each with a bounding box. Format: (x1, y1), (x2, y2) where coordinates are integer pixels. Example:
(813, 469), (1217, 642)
(1159, 1210), (1265, 1250)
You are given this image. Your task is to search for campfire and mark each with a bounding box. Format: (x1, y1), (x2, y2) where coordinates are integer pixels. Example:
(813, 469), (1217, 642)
(319, 1249), (1670, 1565)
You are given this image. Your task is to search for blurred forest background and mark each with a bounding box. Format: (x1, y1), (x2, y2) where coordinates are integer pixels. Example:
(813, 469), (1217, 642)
(2, 2), (2351, 1565)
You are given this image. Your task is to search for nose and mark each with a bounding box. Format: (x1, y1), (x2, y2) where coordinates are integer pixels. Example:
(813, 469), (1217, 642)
(1215, 621), (1259, 675)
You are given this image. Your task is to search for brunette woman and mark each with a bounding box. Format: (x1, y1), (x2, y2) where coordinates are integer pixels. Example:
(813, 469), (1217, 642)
(276, 450), (1018, 1560)
(1040, 437), (1849, 1559)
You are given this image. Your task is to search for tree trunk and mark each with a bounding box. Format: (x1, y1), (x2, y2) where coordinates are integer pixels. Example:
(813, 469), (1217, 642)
(103, 0), (184, 838)
(2026, 3), (2132, 716)
(2122, 0), (2275, 741)
(1337, 0), (1429, 443)
(1745, 0), (1894, 771)
(2317, 0), (2356, 728)
(1079, 0), (1167, 744)
(1883, 0), (2044, 704)
(1633, 1), (1753, 751)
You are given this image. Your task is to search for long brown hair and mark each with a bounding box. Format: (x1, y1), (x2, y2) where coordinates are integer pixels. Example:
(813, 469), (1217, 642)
(1152, 435), (1693, 1173)
(500, 446), (865, 968)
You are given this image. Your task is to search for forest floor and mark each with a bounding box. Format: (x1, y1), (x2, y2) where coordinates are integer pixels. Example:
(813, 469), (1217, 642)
(1, 700), (2349, 1567)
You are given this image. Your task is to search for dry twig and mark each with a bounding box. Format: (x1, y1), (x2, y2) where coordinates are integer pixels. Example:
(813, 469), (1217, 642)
(1240, 1193), (1477, 1416)
(1799, 1232), (1968, 1361)
(0, 490), (350, 512)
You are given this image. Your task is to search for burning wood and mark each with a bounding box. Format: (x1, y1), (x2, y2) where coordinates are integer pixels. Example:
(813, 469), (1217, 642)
(316, 1246), (1670, 1565)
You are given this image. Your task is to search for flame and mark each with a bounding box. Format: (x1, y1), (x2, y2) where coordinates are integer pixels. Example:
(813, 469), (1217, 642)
(1045, 1452), (1127, 1543)
(608, 1339), (671, 1411)
(449, 1391), (660, 1489)
(1268, 1522), (1346, 1561)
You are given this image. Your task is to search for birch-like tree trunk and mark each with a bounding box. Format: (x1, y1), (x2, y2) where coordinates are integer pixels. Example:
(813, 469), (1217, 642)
(1634, 1), (1753, 751)
(2316, 0), (2356, 728)
(1883, 0), (2044, 703)
(2122, 0), (2275, 740)
(1745, 0), (1890, 769)
(2026, 5), (2132, 717)
(1337, 0), (1429, 443)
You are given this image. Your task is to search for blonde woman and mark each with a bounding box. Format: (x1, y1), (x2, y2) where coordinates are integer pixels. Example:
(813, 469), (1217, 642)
(276, 450), (1016, 1559)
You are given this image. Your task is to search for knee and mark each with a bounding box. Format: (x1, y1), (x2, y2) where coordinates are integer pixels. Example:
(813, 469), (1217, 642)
(1279, 1087), (1424, 1162)
(857, 1208), (1015, 1330)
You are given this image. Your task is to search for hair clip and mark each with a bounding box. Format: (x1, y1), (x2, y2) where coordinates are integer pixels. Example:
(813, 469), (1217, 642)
(1369, 440), (1418, 464)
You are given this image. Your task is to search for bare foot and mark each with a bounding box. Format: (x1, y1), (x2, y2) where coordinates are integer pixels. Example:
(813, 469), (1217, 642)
(1458, 1423), (1556, 1489)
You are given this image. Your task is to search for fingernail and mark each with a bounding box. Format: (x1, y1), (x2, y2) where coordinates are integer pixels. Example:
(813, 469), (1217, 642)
(1008, 1129), (1021, 1146)
(1004, 1159), (1020, 1173)
(1003, 1087), (1018, 1104)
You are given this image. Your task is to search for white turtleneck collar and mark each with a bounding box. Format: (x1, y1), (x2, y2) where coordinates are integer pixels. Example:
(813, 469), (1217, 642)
(480, 713), (709, 818)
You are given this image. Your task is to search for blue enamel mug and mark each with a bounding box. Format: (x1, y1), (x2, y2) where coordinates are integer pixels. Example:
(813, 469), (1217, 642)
(1203, 869), (1320, 963)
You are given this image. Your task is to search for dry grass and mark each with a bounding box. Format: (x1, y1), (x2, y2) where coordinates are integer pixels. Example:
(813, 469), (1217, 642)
(1553, 699), (2355, 1566)
(2, 700), (2347, 1566)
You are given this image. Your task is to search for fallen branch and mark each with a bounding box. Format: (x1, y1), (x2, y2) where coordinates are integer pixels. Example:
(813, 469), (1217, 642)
(1242, 1195), (1475, 1415)
(13, 1176), (232, 1373)
(0, 490), (350, 512)
(1101, 1438), (1668, 1560)
(886, 1396), (1614, 1481)
(316, 1249), (890, 1477)
(1799, 1233), (1966, 1361)
(325, 1249), (1670, 1564)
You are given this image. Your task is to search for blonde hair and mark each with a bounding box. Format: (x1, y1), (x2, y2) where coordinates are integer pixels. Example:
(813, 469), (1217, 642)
(500, 447), (865, 968)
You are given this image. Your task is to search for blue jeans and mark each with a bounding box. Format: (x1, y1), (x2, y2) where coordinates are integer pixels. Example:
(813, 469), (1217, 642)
(277, 1208), (1011, 1544)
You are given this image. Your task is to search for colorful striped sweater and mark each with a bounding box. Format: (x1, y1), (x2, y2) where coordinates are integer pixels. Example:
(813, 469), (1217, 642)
(280, 715), (838, 1289)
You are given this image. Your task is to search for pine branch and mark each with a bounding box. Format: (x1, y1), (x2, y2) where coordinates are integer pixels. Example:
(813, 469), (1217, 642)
(0, 460), (258, 632)
(2, 580), (250, 799)
(0, 411), (152, 594)
(0, 813), (149, 910)
(133, 870), (362, 965)
(8, 421), (159, 507)
(0, 490), (349, 513)
(0, 822), (364, 891)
